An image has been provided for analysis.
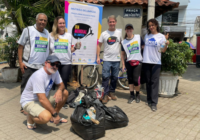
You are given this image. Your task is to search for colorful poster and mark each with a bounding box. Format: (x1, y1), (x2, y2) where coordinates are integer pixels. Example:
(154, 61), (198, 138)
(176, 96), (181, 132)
(65, 0), (103, 65)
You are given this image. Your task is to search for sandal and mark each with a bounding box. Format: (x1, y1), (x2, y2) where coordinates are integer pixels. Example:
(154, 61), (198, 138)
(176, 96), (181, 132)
(27, 122), (36, 130)
(50, 118), (68, 123)
(20, 107), (24, 113)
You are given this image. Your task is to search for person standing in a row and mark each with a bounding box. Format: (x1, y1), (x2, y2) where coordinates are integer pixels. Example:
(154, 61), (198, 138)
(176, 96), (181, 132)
(97, 15), (122, 104)
(143, 19), (169, 111)
(49, 16), (80, 108)
(121, 24), (144, 104)
(18, 13), (49, 114)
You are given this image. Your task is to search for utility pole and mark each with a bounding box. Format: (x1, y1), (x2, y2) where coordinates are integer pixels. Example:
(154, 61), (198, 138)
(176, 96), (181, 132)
(148, 0), (155, 20)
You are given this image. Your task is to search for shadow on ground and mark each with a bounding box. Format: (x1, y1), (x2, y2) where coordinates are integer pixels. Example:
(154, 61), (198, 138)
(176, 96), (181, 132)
(23, 120), (60, 133)
(115, 90), (147, 103)
(0, 81), (20, 89)
(181, 65), (200, 82)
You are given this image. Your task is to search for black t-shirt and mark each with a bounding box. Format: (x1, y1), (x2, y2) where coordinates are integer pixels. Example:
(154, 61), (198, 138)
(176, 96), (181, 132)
(121, 36), (145, 51)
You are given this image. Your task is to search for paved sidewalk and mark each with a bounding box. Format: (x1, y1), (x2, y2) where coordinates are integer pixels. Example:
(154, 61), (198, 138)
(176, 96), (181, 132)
(0, 64), (200, 140)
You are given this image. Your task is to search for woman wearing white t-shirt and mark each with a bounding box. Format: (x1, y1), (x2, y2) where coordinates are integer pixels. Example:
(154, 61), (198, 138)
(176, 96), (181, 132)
(50, 16), (80, 91)
(121, 24), (145, 104)
(143, 19), (169, 112)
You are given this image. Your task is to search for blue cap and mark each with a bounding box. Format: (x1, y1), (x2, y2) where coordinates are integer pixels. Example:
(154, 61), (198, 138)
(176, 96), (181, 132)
(46, 55), (60, 63)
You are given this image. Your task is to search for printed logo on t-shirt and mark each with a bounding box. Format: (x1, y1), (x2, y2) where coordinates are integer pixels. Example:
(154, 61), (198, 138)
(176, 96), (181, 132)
(54, 39), (68, 53)
(127, 41), (139, 54)
(146, 38), (157, 47)
(107, 36), (117, 45)
(35, 37), (48, 52)
(45, 79), (54, 93)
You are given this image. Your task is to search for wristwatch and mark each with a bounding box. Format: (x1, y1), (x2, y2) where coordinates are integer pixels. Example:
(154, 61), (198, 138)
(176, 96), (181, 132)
(52, 112), (58, 117)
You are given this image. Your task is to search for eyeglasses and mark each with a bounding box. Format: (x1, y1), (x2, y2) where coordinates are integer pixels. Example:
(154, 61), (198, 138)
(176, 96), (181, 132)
(48, 62), (60, 67)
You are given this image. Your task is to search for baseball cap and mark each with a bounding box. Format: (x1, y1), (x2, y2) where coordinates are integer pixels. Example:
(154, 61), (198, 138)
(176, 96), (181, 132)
(46, 55), (60, 63)
(125, 24), (134, 30)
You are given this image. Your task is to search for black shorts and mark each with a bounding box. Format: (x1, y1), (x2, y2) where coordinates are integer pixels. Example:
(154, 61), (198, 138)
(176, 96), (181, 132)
(125, 61), (142, 86)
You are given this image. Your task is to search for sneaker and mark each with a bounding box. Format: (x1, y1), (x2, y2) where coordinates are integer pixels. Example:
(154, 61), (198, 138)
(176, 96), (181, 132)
(135, 94), (140, 103)
(151, 106), (157, 112)
(62, 104), (68, 109)
(146, 102), (151, 107)
(109, 92), (117, 100)
(128, 95), (135, 104)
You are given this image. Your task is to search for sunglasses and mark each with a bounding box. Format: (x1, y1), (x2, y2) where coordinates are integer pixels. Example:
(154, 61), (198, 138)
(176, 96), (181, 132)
(48, 62), (60, 67)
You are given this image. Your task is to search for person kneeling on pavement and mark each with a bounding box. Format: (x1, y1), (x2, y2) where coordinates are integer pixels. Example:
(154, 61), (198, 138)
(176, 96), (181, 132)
(20, 55), (69, 129)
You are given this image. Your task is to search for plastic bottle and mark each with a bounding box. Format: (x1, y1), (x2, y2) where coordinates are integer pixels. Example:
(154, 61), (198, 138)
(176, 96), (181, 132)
(76, 37), (81, 49)
(159, 41), (167, 53)
(122, 68), (127, 77)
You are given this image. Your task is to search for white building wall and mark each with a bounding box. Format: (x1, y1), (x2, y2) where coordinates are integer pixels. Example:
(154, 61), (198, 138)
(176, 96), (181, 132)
(178, 9), (187, 26)
(156, 0), (189, 38)
(156, 9), (186, 27)
(0, 6), (17, 40)
(171, 0), (189, 8)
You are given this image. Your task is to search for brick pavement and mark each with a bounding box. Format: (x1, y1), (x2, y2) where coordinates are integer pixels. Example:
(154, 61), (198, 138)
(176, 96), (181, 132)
(0, 64), (200, 140)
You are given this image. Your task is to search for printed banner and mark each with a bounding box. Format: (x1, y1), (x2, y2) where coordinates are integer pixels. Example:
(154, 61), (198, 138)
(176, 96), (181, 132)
(65, 0), (103, 65)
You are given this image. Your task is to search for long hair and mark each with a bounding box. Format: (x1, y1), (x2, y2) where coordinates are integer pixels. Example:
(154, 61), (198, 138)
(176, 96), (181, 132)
(147, 19), (160, 34)
(51, 16), (67, 40)
(124, 33), (128, 39)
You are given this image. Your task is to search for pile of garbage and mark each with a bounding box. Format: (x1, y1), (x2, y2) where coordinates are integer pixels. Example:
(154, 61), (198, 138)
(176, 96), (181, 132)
(70, 86), (129, 140)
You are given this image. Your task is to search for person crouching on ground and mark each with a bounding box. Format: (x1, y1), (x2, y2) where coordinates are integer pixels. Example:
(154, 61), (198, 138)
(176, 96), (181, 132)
(121, 24), (145, 104)
(20, 55), (69, 129)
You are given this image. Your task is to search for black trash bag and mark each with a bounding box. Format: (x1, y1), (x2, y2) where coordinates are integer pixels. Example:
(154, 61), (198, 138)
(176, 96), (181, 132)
(70, 104), (105, 140)
(102, 105), (129, 130)
(81, 91), (97, 108)
(67, 85), (88, 108)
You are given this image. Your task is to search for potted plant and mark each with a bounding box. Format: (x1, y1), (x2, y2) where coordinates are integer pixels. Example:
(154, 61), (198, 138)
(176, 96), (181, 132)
(0, 35), (19, 82)
(159, 39), (194, 97)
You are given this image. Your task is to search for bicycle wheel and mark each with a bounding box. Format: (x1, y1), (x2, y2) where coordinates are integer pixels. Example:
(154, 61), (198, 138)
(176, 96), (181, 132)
(118, 68), (129, 90)
(79, 65), (98, 89)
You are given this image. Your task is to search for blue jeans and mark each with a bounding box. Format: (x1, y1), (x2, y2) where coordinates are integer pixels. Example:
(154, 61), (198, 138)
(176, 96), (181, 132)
(102, 61), (120, 95)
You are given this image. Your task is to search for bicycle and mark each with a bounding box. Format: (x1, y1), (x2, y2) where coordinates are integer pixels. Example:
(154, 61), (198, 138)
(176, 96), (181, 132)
(78, 51), (129, 89)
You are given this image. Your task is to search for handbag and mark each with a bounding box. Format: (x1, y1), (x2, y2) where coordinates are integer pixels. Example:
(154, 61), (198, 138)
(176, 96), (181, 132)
(128, 60), (140, 66)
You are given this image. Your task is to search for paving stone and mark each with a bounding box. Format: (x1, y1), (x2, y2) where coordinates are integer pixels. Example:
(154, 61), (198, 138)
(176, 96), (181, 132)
(0, 65), (200, 140)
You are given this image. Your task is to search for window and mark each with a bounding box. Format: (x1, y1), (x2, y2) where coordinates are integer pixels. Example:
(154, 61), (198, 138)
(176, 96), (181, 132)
(162, 11), (179, 25)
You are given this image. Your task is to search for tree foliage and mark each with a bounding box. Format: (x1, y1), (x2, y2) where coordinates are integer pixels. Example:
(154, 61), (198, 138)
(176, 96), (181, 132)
(2, 0), (64, 33)
(0, 9), (13, 32)
(161, 39), (194, 76)
(0, 34), (19, 67)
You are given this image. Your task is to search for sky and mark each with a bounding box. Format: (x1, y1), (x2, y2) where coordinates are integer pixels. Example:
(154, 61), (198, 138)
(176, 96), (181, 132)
(185, 0), (200, 37)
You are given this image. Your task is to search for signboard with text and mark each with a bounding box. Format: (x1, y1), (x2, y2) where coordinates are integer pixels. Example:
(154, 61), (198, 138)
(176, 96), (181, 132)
(123, 8), (141, 18)
(65, 0), (103, 65)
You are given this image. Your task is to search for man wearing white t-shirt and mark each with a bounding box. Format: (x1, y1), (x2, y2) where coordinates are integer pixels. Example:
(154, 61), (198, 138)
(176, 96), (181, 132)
(97, 15), (122, 104)
(20, 55), (69, 129)
(18, 13), (50, 113)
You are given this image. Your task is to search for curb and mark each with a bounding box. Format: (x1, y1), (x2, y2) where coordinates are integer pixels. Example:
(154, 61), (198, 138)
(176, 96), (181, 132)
(0, 61), (7, 64)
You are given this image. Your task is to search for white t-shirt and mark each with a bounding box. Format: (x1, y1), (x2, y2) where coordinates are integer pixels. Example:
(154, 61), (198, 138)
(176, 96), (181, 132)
(17, 25), (50, 69)
(121, 34), (143, 62)
(50, 33), (74, 65)
(143, 33), (166, 64)
(20, 67), (62, 107)
(99, 30), (122, 61)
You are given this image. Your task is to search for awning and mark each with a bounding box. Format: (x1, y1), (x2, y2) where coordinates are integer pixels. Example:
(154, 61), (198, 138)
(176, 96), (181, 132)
(67, 0), (180, 17)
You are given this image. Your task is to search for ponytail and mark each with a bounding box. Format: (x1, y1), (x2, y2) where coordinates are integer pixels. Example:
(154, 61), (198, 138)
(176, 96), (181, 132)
(124, 33), (127, 39)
